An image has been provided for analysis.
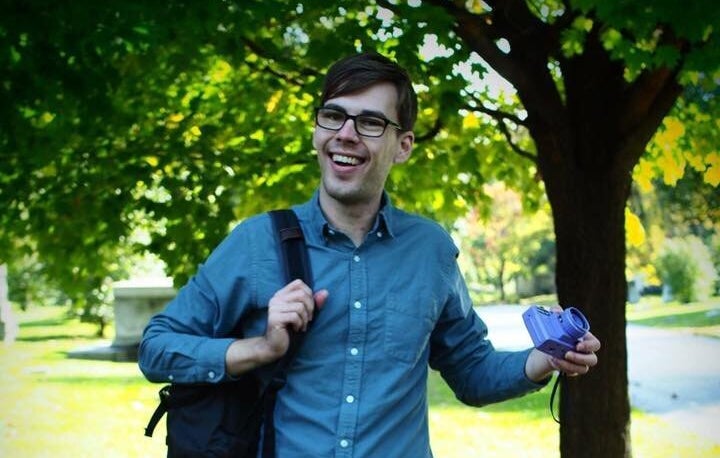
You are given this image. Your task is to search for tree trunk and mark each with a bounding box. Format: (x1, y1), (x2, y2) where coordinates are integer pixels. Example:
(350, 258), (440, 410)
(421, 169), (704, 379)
(545, 161), (633, 457)
(437, 1), (684, 454)
(498, 258), (506, 302)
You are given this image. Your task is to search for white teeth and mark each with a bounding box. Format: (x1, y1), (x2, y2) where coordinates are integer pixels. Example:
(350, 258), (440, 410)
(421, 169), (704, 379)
(332, 154), (361, 165)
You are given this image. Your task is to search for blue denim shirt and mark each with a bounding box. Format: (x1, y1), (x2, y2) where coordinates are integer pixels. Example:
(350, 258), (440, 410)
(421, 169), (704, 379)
(139, 191), (545, 457)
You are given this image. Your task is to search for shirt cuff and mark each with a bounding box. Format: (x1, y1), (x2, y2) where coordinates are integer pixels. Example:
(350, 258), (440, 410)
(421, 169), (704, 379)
(197, 337), (237, 383)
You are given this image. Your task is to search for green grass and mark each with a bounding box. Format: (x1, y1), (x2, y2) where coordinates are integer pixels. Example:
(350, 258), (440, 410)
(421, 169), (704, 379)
(0, 306), (167, 458)
(2, 306), (719, 457)
(626, 296), (720, 339)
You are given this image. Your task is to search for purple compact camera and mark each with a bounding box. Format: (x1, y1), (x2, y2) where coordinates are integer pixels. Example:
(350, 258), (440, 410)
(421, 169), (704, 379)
(522, 305), (590, 359)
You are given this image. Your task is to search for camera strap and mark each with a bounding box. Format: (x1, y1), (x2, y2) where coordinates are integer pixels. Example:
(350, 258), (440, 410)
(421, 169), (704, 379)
(549, 373), (563, 424)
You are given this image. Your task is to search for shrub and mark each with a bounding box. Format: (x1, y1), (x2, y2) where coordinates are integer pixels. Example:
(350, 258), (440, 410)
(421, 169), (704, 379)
(655, 236), (718, 303)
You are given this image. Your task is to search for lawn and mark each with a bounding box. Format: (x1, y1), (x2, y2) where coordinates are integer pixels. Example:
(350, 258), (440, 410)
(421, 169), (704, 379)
(626, 295), (720, 339)
(1, 305), (719, 457)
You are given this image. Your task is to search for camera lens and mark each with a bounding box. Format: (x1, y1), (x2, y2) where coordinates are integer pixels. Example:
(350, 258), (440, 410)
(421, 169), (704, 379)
(560, 307), (590, 340)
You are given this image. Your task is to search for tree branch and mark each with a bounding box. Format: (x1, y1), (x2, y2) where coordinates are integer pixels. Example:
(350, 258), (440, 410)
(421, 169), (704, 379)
(466, 95), (527, 126)
(616, 27), (688, 170)
(617, 68), (683, 169)
(429, 0), (568, 140)
(414, 116), (443, 143)
(463, 100), (536, 161)
(424, 0), (520, 86)
(239, 36), (321, 86)
(468, 104), (535, 160)
(495, 118), (537, 162)
(619, 29), (689, 135)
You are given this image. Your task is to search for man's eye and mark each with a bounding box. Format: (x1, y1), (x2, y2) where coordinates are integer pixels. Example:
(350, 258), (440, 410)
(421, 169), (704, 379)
(323, 110), (344, 121)
(358, 117), (385, 129)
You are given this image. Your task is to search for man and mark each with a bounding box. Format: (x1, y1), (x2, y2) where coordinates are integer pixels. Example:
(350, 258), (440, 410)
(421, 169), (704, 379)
(139, 52), (600, 457)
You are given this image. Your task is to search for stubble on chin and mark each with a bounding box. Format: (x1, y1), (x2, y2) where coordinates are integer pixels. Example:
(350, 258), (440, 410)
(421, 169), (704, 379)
(321, 178), (368, 206)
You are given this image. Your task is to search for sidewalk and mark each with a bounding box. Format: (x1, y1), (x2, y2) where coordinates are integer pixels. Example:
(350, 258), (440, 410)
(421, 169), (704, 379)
(626, 324), (720, 443)
(476, 305), (720, 445)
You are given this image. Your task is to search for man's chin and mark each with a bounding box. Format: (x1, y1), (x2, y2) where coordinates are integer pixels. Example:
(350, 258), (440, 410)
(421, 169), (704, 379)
(322, 183), (370, 206)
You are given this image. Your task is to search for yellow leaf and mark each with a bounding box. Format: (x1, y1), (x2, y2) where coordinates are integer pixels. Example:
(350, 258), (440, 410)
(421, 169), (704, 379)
(463, 112), (480, 129)
(654, 117), (685, 156)
(432, 190), (445, 210)
(250, 129), (265, 141)
(664, 118), (685, 140)
(39, 111), (55, 125)
(210, 59), (232, 83)
(266, 90), (283, 113)
(704, 153), (720, 187)
(685, 151), (706, 171)
(658, 154), (685, 185)
(633, 159), (655, 193)
(625, 208), (645, 247)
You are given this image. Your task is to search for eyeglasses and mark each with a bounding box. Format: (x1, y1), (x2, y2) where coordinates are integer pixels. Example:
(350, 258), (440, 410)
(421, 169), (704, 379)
(314, 107), (402, 137)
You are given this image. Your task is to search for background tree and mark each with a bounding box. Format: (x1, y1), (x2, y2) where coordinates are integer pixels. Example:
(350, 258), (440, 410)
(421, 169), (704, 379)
(456, 183), (554, 302)
(1, 1), (719, 456)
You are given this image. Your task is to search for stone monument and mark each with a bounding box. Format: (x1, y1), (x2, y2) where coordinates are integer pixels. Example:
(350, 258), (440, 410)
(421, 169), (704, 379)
(0, 264), (19, 344)
(69, 277), (175, 361)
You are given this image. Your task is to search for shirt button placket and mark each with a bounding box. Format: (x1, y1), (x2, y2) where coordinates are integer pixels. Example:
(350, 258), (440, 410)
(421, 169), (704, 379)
(336, 250), (366, 457)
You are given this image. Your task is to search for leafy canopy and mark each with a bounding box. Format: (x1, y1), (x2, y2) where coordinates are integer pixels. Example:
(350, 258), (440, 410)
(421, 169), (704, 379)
(0, 0), (717, 312)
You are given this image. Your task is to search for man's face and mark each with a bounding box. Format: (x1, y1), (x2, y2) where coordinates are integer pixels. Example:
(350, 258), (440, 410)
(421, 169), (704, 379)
(313, 82), (414, 206)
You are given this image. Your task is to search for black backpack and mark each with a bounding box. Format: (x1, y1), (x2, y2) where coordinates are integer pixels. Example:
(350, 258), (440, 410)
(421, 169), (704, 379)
(144, 209), (314, 458)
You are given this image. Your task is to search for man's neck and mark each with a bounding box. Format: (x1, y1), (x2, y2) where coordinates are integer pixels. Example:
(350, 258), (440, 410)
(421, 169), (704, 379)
(319, 191), (382, 247)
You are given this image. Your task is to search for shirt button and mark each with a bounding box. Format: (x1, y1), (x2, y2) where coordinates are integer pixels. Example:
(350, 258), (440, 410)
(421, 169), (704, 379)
(207, 371), (216, 379)
(377, 231), (383, 238)
(350, 348), (359, 356)
(346, 395), (355, 403)
(168, 374), (174, 381)
(353, 255), (360, 262)
(340, 439), (349, 448)
(353, 301), (362, 309)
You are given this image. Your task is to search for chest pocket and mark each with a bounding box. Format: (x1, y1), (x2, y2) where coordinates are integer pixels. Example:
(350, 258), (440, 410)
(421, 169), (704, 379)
(384, 289), (442, 365)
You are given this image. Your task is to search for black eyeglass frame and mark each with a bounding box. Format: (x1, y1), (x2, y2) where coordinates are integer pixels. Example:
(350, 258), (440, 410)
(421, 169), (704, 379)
(314, 106), (402, 138)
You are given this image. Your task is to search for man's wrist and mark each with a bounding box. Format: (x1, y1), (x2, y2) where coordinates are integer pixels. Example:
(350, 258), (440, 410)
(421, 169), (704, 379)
(525, 349), (556, 382)
(225, 337), (279, 377)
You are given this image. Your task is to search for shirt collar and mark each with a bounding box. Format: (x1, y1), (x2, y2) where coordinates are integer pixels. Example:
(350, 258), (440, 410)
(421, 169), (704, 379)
(295, 189), (396, 243)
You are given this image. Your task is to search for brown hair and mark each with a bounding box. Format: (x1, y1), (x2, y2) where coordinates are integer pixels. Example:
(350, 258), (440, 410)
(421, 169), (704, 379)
(320, 52), (417, 131)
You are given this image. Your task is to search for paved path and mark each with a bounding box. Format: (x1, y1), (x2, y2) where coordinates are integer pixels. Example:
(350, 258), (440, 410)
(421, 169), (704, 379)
(476, 305), (720, 444)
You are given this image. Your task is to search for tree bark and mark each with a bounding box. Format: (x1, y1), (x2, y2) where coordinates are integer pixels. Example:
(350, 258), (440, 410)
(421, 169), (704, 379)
(469, 3), (683, 453)
(547, 167), (633, 457)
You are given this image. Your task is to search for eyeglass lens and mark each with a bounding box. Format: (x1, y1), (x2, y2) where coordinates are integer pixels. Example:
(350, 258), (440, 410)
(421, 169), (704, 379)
(316, 108), (392, 137)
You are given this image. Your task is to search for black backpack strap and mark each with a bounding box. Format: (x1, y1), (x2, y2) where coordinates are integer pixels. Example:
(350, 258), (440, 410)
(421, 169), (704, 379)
(270, 209), (313, 288)
(263, 209), (313, 458)
(144, 386), (171, 437)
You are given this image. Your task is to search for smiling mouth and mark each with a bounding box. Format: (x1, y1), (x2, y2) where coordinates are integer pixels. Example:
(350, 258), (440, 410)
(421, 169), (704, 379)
(331, 153), (365, 166)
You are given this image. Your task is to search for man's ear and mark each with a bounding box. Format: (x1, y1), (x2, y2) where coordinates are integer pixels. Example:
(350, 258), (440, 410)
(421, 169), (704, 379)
(393, 131), (414, 164)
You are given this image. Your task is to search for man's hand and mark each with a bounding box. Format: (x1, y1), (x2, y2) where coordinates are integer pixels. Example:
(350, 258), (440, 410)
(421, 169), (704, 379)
(264, 279), (329, 358)
(547, 331), (601, 376)
(525, 307), (601, 382)
(225, 280), (328, 377)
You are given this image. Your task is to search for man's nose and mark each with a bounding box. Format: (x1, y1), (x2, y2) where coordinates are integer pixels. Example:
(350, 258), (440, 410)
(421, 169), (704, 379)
(336, 118), (359, 140)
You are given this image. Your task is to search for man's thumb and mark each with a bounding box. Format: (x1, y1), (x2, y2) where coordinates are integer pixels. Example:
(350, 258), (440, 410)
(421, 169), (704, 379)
(314, 289), (329, 308)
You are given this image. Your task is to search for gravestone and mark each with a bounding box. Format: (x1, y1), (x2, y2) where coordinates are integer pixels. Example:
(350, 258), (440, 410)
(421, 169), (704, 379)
(112, 278), (175, 349)
(69, 277), (175, 361)
(0, 264), (19, 344)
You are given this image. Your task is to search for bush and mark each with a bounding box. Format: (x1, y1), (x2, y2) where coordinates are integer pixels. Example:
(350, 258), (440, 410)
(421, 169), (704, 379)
(655, 236), (718, 303)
